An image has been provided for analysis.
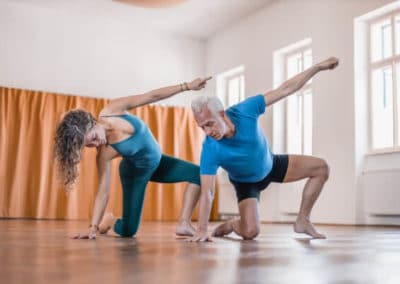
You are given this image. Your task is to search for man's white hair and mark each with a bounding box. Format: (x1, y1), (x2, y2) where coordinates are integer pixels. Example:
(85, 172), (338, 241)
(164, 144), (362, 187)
(191, 96), (224, 115)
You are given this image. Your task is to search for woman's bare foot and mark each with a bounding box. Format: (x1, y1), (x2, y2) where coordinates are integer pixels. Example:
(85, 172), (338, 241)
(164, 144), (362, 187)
(175, 220), (196, 237)
(99, 213), (116, 234)
(294, 217), (326, 239)
(212, 220), (234, 237)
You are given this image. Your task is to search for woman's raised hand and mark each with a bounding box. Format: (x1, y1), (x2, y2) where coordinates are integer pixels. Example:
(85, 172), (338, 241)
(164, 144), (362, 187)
(188, 76), (212, 91)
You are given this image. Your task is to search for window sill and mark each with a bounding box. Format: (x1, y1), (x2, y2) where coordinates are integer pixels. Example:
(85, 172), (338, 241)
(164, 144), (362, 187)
(367, 147), (400, 156)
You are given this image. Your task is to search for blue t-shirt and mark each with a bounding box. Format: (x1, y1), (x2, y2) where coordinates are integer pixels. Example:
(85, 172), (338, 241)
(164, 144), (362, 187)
(200, 95), (273, 183)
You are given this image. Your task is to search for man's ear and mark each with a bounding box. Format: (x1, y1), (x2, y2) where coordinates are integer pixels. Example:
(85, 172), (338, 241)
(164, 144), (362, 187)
(220, 110), (235, 132)
(220, 110), (231, 125)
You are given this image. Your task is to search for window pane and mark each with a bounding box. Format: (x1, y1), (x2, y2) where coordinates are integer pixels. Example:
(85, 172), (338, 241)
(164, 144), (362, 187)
(303, 49), (312, 69)
(303, 49), (313, 84)
(228, 77), (240, 106)
(303, 90), (313, 155)
(397, 64), (400, 146)
(287, 95), (302, 154)
(287, 53), (302, 79)
(298, 95), (304, 153)
(396, 16), (400, 55)
(371, 19), (393, 62)
(240, 75), (245, 102)
(371, 66), (394, 149)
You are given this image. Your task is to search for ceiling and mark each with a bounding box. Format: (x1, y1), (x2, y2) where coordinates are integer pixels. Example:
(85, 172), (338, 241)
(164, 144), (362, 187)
(115, 0), (188, 8)
(9, 0), (274, 39)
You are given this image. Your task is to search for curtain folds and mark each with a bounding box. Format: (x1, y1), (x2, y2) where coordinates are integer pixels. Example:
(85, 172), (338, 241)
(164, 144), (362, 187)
(0, 86), (218, 221)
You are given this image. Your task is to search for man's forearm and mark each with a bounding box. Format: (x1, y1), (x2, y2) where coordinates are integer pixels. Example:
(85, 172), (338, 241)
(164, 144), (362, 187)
(197, 190), (213, 232)
(280, 64), (321, 97)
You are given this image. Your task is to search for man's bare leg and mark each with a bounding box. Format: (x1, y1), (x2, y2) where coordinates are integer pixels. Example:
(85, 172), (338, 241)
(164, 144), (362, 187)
(284, 155), (329, 239)
(212, 198), (260, 240)
(212, 219), (236, 237)
(293, 176), (327, 238)
(175, 183), (201, 236)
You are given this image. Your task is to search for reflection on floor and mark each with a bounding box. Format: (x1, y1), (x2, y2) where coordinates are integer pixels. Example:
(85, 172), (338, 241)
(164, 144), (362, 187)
(1, 220), (400, 284)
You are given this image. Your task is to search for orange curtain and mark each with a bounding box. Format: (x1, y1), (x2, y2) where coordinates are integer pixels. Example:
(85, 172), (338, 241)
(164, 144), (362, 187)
(0, 86), (218, 221)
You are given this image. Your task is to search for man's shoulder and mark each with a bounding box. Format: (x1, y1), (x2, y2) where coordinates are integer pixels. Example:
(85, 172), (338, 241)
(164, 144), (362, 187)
(203, 137), (227, 158)
(227, 95), (265, 118)
(202, 137), (218, 149)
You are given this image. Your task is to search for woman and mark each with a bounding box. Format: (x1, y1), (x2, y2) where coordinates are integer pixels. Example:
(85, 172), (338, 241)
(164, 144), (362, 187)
(54, 77), (211, 239)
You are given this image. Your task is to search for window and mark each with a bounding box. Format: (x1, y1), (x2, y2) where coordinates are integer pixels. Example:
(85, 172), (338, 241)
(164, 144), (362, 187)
(217, 66), (245, 107)
(369, 12), (400, 150)
(226, 74), (245, 106)
(215, 66), (245, 216)
(285, 47), (313, 155)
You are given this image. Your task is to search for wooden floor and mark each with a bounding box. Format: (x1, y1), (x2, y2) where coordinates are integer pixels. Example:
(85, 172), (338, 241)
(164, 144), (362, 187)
(1, 220), (400, 284)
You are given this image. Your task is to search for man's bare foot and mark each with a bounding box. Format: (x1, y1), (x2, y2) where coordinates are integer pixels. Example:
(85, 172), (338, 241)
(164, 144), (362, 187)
(99, 213), (116, 234)
(212, 221), (234, 237)
(294, 218), (326, 239)
(175, 220), (196, 237)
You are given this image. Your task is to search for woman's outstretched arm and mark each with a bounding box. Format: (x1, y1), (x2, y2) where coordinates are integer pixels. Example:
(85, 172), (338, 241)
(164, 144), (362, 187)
(102, 77), (212, 114)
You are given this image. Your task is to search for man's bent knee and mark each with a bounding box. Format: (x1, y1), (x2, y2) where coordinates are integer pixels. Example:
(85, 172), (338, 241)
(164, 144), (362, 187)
(242, 226), (260, 240)
(318, 159), (330, 181)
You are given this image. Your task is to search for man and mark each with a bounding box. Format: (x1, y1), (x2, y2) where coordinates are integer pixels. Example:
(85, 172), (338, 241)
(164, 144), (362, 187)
(189, 57), (339, 242)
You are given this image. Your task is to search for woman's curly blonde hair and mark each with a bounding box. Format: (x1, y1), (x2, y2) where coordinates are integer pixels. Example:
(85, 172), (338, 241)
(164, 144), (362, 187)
(54, 109), (96, 190)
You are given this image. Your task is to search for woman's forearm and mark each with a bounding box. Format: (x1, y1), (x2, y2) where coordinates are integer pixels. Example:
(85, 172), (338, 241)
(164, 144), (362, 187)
(104, 77), (211, 113)
(90, 180), (111, 228)
(146, 83), (190, 102)
(91, 158), (112, 228)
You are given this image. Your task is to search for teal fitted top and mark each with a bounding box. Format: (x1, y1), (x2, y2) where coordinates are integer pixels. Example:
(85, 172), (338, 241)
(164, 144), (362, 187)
(106, 113), (162, 168)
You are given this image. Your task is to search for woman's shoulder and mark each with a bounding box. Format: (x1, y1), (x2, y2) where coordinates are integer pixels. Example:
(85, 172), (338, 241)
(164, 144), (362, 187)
(96, 145), (120, 161)
(99, 108), (128, 117)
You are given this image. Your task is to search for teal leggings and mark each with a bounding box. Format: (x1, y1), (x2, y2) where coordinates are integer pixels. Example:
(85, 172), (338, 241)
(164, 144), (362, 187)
(113, 154), (200, 237)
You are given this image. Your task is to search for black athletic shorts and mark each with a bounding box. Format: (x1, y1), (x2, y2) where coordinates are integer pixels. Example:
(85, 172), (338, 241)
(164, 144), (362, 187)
(229, 154), (289, 203)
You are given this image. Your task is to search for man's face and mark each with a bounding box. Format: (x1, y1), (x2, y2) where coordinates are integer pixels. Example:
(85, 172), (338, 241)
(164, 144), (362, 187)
(194, 107), (227, 140)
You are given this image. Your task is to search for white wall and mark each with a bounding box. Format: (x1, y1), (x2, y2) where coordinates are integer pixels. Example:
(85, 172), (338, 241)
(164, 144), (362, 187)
(206, 0), (396, 224)
(0, 1), (205, 106)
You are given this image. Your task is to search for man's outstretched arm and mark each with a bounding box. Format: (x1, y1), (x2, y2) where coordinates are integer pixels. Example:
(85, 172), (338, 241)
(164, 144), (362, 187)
(264, 57), (339, 107)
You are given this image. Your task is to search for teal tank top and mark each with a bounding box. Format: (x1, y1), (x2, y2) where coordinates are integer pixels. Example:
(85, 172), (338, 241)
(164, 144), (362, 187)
(105, 113), (162, 168)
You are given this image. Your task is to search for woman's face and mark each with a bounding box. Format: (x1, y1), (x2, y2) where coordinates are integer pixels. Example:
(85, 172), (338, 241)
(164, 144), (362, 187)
(84, 124), (107, 147)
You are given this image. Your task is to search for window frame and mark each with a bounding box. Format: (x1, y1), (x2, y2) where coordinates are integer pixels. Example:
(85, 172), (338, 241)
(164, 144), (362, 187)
(368, 10), (400, 153)
(284, 45), (313, 155)
(224, 72), (245, 107)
